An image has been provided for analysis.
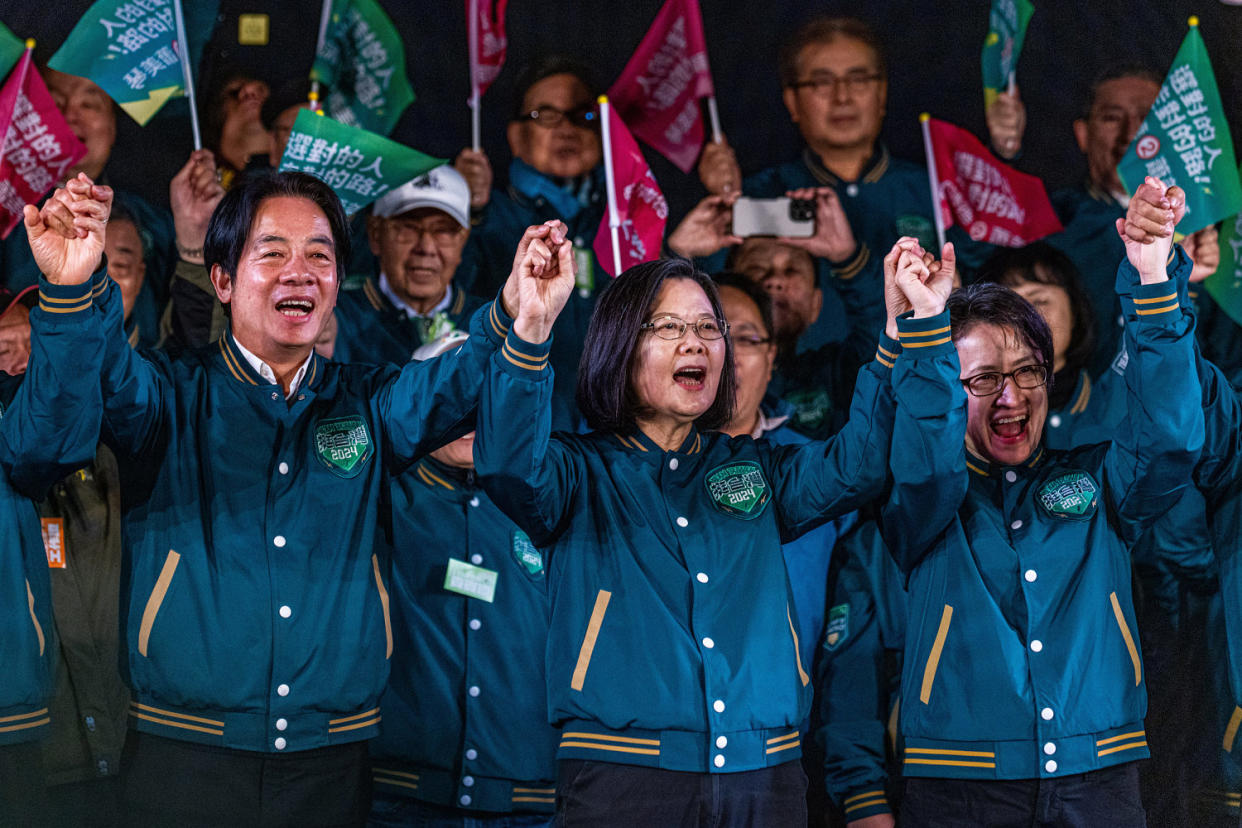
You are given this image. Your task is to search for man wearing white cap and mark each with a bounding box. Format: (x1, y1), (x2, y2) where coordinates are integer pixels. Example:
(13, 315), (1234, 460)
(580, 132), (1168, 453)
(334, 166), (482, 365)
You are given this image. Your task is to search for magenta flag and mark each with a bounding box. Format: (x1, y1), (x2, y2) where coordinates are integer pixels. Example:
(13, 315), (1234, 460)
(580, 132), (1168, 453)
(0, 51), (87, 239)
(594, 107), (669, 276)
(468, 0), (508, 96)
(607, 0), (714, 173)
(924, 116), (1061, 247)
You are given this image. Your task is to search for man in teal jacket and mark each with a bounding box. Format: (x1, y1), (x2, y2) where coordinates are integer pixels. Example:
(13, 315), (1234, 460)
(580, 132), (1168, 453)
(19, 169), (571, 824)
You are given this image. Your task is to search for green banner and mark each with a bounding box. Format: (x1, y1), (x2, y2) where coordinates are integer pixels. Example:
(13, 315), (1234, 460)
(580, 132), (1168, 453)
(0, 20), (23, 83)
(1204, 205), (1242, 328)
(47, 0), (183, 126)
(981, 0), (1034, 110)
(312, 0), (414, 136)
(1117, 21), (1242, 237)
(278, 108), (443, 215)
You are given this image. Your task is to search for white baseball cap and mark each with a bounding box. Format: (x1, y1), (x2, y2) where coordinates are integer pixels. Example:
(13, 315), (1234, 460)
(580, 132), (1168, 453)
(373, 165), (470, 228)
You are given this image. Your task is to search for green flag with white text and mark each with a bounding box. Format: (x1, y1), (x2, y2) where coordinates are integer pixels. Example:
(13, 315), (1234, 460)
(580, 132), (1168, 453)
(1117, 20), (1242, 237)
(0, 20), (23, 83)
(278, 109), (443, 215)
(48, 0), (183, 126)
(313, 0), (414, 136)
(1204, 204), (1242, 328)
(981, 0), (1033, 110)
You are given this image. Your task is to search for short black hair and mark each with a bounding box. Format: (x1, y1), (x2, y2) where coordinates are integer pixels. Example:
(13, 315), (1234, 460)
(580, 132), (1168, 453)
(205, 170), (351, 288)
(975, 241), (1095, 380)
(713, 271), (774, 340)
(779, 17), (887, 87)
(946, 283), (1055, 390)
(511, 55), (597, 120)
(577, 258), (737, 433)
(1081, 64), (1163, 120)
(262, 77), (314, 130)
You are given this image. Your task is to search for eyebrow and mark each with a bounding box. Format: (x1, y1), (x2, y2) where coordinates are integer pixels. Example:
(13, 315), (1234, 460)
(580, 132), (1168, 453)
(253, 234), (335, 249)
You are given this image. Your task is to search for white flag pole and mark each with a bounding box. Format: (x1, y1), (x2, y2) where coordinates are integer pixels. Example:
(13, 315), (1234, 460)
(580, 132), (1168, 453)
(171, 0), (201, 150)
(919, 113), (947, 252)
(705, 95), (722, 143)
(599, 95), (622, 276)
(311, 0), (333, 104)
(1007, 71), (1016, 96)
(468, 0), (481, 151)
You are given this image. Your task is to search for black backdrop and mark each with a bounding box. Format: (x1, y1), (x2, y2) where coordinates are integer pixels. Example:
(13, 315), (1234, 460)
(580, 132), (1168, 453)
(9, 0), (1242, 222)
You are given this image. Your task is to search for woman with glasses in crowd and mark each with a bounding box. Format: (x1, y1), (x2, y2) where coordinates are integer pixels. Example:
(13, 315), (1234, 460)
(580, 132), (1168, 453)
(473, 235), (959, 825)
(884, 178), (1203, 827)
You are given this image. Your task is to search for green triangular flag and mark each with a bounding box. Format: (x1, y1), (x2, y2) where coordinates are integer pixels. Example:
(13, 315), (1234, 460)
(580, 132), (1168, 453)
(47, 0), (184, 126)
(278, 109), (443, 215)
(312, 0), (415, 136)
(1204, 200), (1242, 328)
(981, 0), (1034, 110)
(0, 20), (23, 83)
(1117, 19), (1242, 237)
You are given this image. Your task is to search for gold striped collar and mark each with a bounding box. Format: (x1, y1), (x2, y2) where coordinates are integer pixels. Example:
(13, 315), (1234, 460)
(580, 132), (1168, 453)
(614, 428), (702, 456)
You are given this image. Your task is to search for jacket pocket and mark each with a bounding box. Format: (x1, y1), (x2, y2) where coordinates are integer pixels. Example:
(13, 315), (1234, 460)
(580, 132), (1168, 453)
(25, 580), (45, 657)
(371, 554), (393, 659)
(919, 604), (954, 704)
(571, 590), (612, 691)
(138, 550), (181, 657)
(1109, 591), (1142, 686)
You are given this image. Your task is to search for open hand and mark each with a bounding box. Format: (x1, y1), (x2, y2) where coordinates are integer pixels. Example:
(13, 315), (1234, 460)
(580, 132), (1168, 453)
(24, 173), (112, 285)
(780, 186), (856, 262)
(1117, 176), (1185, 284)
(170, 149), (225, 265)
(667, 192), (742, 258)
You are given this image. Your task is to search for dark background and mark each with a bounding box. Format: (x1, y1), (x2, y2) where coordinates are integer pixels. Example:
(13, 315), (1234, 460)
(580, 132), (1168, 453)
(9, 0), (1242, 221)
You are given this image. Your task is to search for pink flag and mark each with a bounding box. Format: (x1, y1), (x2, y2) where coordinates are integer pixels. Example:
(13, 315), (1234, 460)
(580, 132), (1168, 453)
(468, 0), (508, 96)
(0, 52), (86, 239)
(594, 107), (668, 277)
(607, 0), (714, 173)
(924, 116), (1061, 247)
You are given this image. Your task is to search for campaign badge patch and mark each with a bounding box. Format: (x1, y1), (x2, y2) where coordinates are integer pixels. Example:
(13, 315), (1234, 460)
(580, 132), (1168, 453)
(825, 603), (850, 650)
(512, 529), (545, 576)
(705, 461), (771, 519)
(314, 415), (373, 477)
(1037, 471), (1099, 519)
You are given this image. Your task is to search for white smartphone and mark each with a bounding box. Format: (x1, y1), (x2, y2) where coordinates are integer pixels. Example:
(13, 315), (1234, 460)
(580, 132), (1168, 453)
(731, 196), (815, 238)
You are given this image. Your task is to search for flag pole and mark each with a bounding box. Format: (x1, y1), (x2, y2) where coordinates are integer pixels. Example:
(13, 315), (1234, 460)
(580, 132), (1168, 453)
(919, 113), (947, 251)
(468, 0), (481, 151)
(171, 0), (201, 149)
(706, 95), (722, 143)
(312, 0), (333, 103)
(1006, 72), (1016, 96)
(598, 95), (622, 276)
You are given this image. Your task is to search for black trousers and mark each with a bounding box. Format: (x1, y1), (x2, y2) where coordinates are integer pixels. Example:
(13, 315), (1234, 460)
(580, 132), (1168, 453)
(555, 759), (807, 827)
(121, 731), (371, 828)
(902, 762), (1146, 828)
(0, 741), (47, 828)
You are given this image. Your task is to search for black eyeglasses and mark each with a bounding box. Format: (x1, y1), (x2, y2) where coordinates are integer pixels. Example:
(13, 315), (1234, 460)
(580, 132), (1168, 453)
(732, 335), (771, 350)
(787, 72), (883, 98)
(516, 104), (597, 130)
(960, 364), (1049, 397)
(640, 315), (729, 341)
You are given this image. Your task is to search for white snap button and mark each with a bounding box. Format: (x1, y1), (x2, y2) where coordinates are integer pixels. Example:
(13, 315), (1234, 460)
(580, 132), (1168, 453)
(270, 392), (279, 401)
(274, 737), (286, 750)
(676, 516), (689, 528)
(463, 776), (474, 787)
(273, 535), (286, 548)
(714, 754), (726, 767)
(1045, 760), (1057, 773)
(669, 458), (679, 470)
(1030, 640), (1043, 652)
(460, 795), (472, 806)
(279, 605), (291, 619)
(696, 572), (709, 583)
(846, 184), (859, 197)
(1025, 569), (1037, 583)
(277, 684), (290, 696)
(469, 619), (481, 631)
(278, 462), (289, 475)
(469, 686), (480, 697)
(716, 736), (727, 748)
(1005, 470), (1017, 483)
(1044, 742), (1056, 755)
(713, 699), (725, 713)
(471, 553), (483, 565)
(469, 497), (480, 508)
(1049, 415), (1062, 428)
(1041, 707), (1054, 720)
(276, 718), (287, 731)
(1011, 520), (1023, 530)
(702, 637), (715, 649)
(466, 749), (478, 760)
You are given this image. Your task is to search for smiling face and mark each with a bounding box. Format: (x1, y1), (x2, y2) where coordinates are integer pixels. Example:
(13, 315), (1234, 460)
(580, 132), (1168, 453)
(1074, 75), (1159, 195)
(782, 35), (886, 156)
(957, 322), (1048, 466)
(368, 207), (467, 314)
(630, 278), (726, 429)
(211, 195), (339, 363)
(507, 73), (602, 179)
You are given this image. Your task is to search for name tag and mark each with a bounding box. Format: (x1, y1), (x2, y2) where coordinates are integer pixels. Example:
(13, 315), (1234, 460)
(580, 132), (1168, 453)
(444, 558), (498, 602)
(41, 518), (66, 569)
(574, 246), (595, 297)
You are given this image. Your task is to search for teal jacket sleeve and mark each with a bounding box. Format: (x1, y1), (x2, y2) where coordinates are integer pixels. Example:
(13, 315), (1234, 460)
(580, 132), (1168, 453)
(0, 275), (104, 498)
(763, 341), (896, 541)
(473, 328), (581, 547)
(376, 297), (514, 467)
(880, 311), (968, 571)
(1107, 248), (1203, 541)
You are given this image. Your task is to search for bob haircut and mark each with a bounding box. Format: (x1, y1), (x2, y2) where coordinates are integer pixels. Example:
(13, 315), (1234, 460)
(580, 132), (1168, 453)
(975, 241), (1095, 379)
(576, 258), (737, 433)
(511, 55), (598, 121)
(205, 170), (351, 288)
(946, 283), (1056, 392)
(713, 271), (775, 340)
